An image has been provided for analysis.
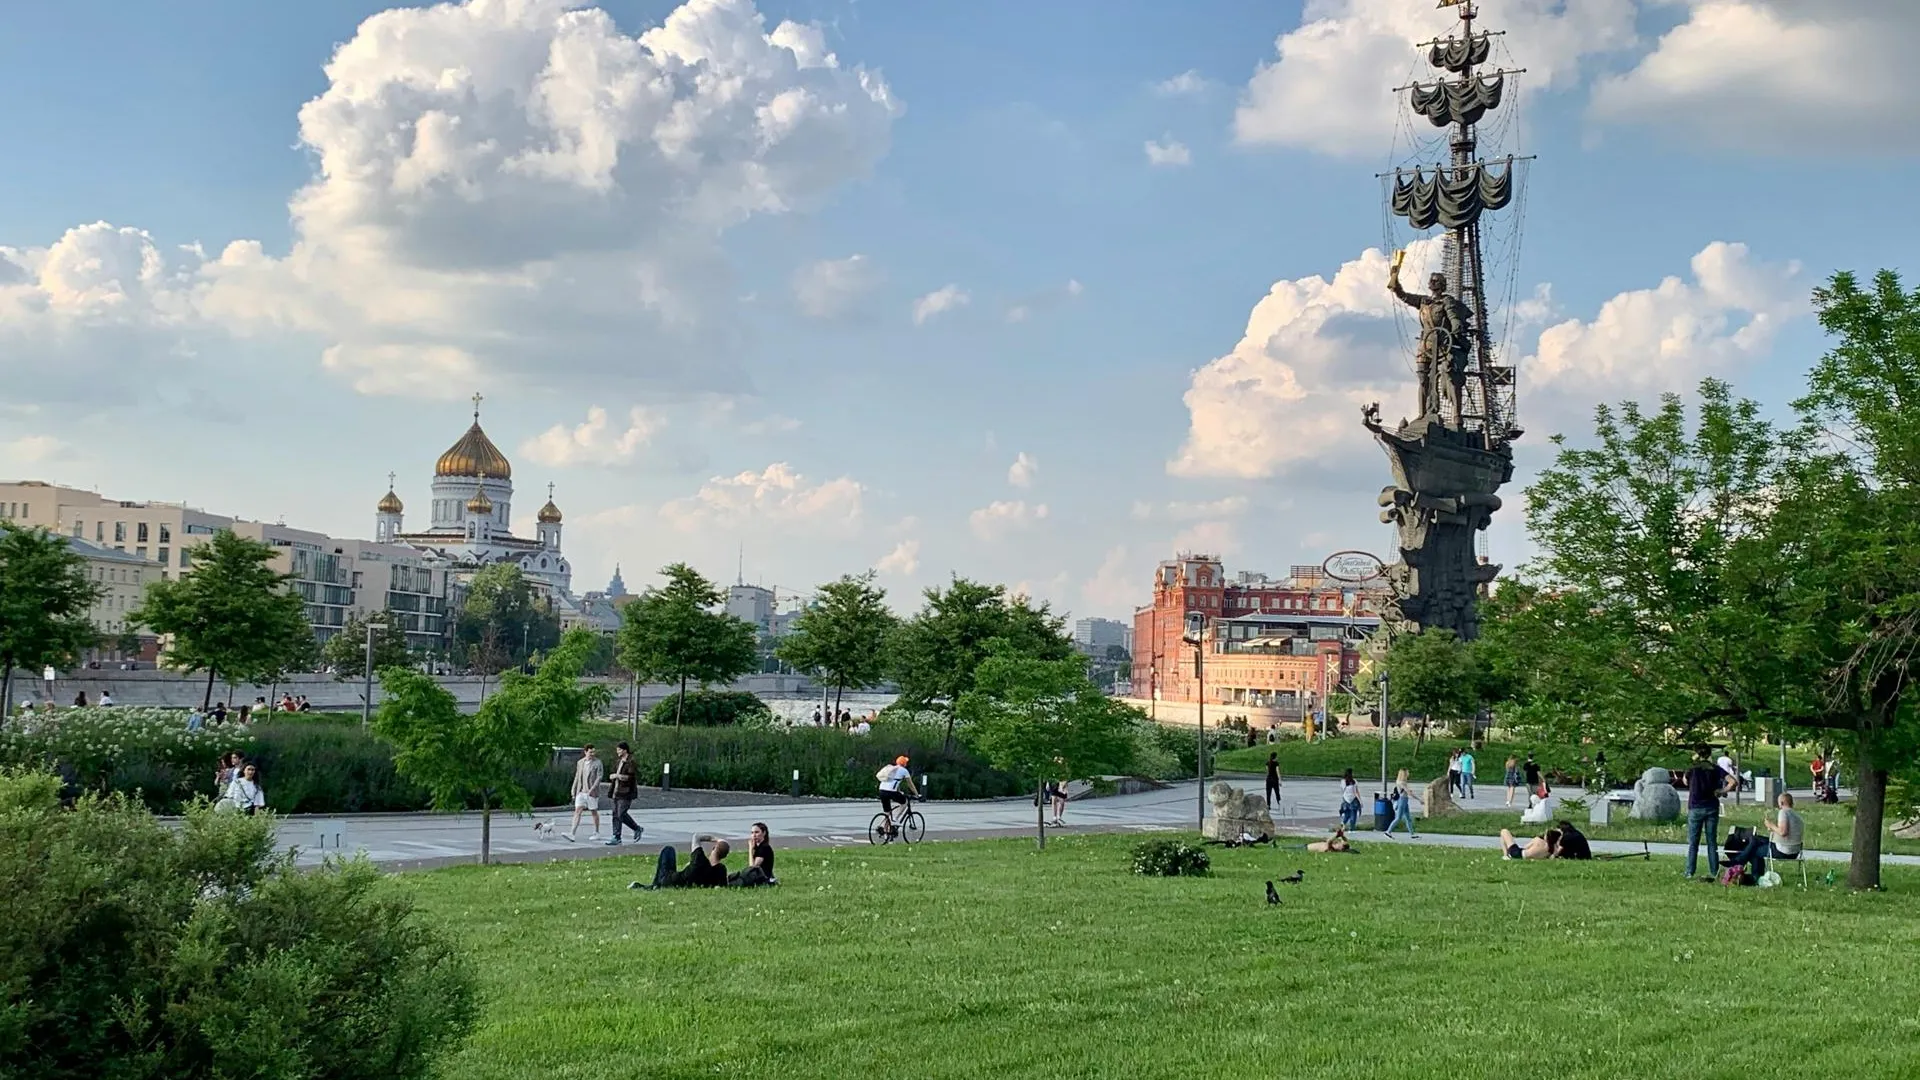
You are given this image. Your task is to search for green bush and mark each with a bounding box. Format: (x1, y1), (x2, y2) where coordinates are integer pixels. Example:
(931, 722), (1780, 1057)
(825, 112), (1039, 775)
(644, 690), (773, 727)
(622, 722), (1024, 799)
(0, 707), (250, 812)
(250, 720), (571, 813)
(0, 770), (479, 1077)
(1130, 838), (1211, 877)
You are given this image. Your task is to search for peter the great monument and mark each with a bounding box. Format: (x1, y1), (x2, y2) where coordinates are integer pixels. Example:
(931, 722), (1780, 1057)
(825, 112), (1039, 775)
(1363, 0), (1525, 641)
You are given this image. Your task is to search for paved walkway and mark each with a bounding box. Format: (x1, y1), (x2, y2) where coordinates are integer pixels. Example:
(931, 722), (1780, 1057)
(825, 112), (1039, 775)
(277, 776), (1917, 871)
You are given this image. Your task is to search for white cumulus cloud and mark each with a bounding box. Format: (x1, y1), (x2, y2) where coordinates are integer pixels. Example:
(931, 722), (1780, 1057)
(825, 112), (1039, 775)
(191, 0), (899, 397)
(969, 500), (1049, 541)
(1590, 1), (1920, 153)
(876, 539), (920, 576)
(1079, 546), (1139, 615)
(1234, 0), (1637, 156)
(1153, 70), (1210, 97)
(520, 405), (663, 467)
(911, 284), (970, 326)
(792, 254), (881, 319)
(1144, 138), (1192, 167)
(1170, 238), (1803, 480)
(1131, 496), (1250, 521)
(661, 462), (863, 532)
(1008, 452), (1039, 489)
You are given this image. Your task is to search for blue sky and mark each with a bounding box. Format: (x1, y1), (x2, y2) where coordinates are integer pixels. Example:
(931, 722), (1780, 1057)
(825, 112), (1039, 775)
(2, 0), (1913, 617)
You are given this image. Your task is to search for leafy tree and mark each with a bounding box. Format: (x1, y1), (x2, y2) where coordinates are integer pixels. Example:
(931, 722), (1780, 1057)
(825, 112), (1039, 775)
(890, 577), (1074, 747)
(374, 627), (604, 863)
(112, 628), (142, 659)
(617, 563), (759, 727)
(776, 571), (897, 716)
(454, 563), (560, 671)
(1380, 628), (1489, 726)
(322, 612), (414, 680)
(130, 530), (317, 709)
(1742, 268), (1920, 888)
(0, 526), (102, 714)
(959, 643), (1141, 846)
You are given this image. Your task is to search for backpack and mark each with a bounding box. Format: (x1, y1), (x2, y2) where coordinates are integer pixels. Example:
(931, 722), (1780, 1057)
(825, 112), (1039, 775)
(876, 765), (892, 783)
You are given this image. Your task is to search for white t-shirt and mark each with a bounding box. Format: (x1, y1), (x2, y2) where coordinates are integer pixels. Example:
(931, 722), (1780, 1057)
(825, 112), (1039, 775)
(877, 764), (910, 792)
(1340, 780), (1359, 803)
(1774, 808), (1804, 856)
(227, 778), (265, 809)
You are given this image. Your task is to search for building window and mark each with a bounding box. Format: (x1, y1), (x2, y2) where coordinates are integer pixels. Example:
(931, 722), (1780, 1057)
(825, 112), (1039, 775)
(136, 547), (148, 559)
(158, 524), (171, 543)
(179, 549), (192, 570)
(114, 522), (125, 543)
(95, 521), (104, 542)
(19, 503), (26, 519)
(137, 522), (149, 543)
(72, 520), (82, 537)
(158, 547), (169, 565)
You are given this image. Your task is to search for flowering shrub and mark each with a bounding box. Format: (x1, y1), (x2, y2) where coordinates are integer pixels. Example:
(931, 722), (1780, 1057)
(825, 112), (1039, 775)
(0, 707), (250, 809)
(1130, 838), (1211, 877)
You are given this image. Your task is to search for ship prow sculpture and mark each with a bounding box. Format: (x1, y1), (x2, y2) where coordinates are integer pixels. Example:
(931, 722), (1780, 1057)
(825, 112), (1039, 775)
(1363, 0), (1528, 642)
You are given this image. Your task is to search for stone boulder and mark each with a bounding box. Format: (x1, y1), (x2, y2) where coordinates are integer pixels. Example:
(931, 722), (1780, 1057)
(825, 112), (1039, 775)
(1423, 777), (1454, 817)
(1201, 781), (1276, 842)
(1630, 767), (1682, 822)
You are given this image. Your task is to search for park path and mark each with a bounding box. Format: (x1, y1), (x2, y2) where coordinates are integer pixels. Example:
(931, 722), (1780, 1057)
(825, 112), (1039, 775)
(275, 776), (1918, 872)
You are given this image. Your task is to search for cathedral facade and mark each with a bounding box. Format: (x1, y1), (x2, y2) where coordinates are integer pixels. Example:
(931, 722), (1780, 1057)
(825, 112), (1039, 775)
(374, 397), (573, 595)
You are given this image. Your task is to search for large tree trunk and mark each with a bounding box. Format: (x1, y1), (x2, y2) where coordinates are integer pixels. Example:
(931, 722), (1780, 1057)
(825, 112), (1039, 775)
(675, 675), (687, 727)
(833, 678), (844, 718)
(203, 668), (218, 710)
(943, 709), (956, 752)
(1, 661), (13, 720)
(1848, 733), (1887, 891)
(480, 790), (493, 866)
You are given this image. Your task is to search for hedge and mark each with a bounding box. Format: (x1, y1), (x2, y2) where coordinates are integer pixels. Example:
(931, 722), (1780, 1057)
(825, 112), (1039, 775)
(643, 690), (773, 727)
(3, 708), (1022, 811)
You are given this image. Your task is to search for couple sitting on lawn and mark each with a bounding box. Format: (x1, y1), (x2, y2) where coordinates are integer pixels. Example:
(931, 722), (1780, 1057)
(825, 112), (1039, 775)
(649, 823), (778, 889)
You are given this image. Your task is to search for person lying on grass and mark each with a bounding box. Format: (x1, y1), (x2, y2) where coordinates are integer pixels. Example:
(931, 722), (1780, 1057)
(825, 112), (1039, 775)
(1499, 820), (1592, 861)
(650, 834), (730, 888)
(1306, 826), (1355, 854)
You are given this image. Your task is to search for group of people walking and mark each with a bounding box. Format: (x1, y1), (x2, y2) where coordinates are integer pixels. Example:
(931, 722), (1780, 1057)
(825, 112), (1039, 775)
(214, 751), (266, 814)
(536, 742), (645, 845)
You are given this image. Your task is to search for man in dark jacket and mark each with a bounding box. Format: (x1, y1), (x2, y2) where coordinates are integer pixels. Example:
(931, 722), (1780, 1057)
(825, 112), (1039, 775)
(604, 742), (644, 846)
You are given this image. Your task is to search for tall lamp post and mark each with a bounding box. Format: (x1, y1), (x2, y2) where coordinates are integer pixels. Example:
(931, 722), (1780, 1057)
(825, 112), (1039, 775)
(1378, 670), (1391, 797)
(1183, 611), (1209, 832)
(361, 617), (388, 727)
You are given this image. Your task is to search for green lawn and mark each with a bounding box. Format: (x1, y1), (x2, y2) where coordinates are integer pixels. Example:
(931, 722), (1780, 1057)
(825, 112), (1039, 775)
(1407, 799), (1920, 857)
(404, 834), (1920, 1079)
(1214, 736), (1816, 786)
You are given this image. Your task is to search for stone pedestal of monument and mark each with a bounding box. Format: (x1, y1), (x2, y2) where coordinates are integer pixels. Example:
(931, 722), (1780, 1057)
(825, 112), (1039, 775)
(1201, 782), (1277, 842)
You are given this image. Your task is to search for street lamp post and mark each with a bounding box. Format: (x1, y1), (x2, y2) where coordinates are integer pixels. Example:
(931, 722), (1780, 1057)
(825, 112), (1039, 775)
(1378, 670), (1391, 797)
(361, 618), (387, 727)
(1184, 612), (1208, 832)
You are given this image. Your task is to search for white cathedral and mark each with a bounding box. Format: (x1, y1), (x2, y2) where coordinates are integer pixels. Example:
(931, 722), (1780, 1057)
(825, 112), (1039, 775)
(373, 395), (573, 596)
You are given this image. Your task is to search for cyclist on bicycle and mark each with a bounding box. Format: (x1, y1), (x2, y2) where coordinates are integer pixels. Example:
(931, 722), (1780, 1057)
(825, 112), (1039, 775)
(877, 755), (920, 834)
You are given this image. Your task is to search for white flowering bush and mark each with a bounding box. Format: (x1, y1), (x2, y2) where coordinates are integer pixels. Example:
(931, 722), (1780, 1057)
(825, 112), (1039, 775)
(0, 707), (252, 808)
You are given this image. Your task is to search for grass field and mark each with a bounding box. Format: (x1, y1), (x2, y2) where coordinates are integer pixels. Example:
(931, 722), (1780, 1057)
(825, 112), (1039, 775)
(404, 834), (1920, 1079)
(1404, 799), (1920, 857)
(1214, 736), (1817, 786)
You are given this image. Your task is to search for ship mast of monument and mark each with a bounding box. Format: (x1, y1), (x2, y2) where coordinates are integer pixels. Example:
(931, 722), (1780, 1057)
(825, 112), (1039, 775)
(1387, 0), (1526, 450)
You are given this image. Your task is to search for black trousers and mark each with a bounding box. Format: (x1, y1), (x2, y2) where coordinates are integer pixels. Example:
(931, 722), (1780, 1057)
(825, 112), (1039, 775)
(1265, 778), (1280, 807)
(611, 796), (642, 840)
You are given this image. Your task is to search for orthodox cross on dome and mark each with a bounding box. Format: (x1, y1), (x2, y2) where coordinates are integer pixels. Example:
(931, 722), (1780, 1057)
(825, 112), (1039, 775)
(472, 392), (484, 421)
(548, 481), (555, 500)
(387, 471), (396, 490)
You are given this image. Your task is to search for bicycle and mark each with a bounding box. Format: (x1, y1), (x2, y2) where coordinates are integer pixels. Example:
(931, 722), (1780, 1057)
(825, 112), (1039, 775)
(868, 794), (925, 845)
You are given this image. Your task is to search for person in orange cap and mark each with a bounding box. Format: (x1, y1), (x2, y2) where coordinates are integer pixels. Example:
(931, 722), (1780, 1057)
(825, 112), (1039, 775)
(875, 754), (921, 837)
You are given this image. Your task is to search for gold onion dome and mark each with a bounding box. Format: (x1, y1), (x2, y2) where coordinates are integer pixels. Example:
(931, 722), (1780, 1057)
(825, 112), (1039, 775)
(537, 499), (563, 524)
(465, 485), (494, 514)
(377, 488), (404, 514)
(435, 421), (513, 480)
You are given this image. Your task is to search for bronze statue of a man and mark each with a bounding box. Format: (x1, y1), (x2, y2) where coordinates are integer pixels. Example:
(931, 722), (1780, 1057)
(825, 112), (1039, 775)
(1388, 253), (1472, 425)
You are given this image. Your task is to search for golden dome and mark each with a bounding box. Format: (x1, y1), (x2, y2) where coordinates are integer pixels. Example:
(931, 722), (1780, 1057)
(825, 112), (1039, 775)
(377, 488), (404, 514)
(465, 485), (494, 514)
(537, 500), (562, 524)
(435, 421), (512, 480)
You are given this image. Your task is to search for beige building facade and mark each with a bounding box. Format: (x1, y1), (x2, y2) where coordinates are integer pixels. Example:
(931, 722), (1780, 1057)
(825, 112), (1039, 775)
(0, 481), (451, 651)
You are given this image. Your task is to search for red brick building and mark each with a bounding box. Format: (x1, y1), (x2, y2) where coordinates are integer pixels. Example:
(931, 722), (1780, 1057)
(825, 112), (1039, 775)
(1131, 554), (1384, 721)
